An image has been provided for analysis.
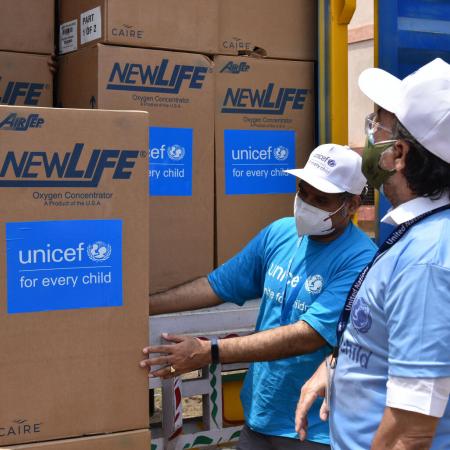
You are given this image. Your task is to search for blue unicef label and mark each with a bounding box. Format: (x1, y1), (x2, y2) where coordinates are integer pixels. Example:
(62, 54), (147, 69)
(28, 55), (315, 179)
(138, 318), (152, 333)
(149, 127), (193, 196)
(224, 129), (297, 195)
(6, 219), (123, 314)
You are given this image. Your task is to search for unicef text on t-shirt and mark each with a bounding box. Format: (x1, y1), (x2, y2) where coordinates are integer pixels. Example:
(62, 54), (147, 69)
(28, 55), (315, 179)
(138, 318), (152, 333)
(224, 129), (296, 195)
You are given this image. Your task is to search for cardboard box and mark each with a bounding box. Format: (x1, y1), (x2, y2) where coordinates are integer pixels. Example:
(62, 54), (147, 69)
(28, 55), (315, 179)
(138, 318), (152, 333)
(219, 0), (317, 61)
(0, 0), (54, 55)
(58, 0), (218, 55)
(1, 429), (150, 449)
(215, 56), (315, 264)
(58, 44), (214, 293)
(0, 106), (149, 445)
(0, 51), (52, 107)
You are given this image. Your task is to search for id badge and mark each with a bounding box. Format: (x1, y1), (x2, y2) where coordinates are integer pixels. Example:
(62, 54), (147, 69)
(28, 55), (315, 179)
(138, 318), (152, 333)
(325, 357), (335, 409)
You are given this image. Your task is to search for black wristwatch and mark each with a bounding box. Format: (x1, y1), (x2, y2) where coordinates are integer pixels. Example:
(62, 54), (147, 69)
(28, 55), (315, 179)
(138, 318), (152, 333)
(210, 337), (220, 364)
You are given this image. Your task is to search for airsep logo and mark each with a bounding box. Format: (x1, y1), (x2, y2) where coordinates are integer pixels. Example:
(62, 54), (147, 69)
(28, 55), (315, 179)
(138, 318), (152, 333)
(0, 80), (47, 106)
(0, 141), (142, 188)
(0, 113), (45, 131)
(220, 61), (250, 74)
(106, 59), (208, 94)
(221, 83), (309, 115)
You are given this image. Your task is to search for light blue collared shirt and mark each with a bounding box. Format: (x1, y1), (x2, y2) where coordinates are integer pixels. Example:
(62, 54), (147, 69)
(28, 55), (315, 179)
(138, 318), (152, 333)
(330, 195), (450, 450)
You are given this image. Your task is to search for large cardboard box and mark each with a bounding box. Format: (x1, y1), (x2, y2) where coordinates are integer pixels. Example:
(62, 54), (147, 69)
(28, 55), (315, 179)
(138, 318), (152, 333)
(59, 0), (218, 55)
(1, 429), (150, 449)
(0, 106), (149, 446)
(215, 56), (315, 264)
(0, 0), (54, 55)
(219, 0), (317, 61)
(58, 44), (214, 293)
(0, 52), (52, 107)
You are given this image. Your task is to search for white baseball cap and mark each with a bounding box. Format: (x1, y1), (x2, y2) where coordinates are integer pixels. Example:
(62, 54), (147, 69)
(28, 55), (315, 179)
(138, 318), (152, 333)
(285, 143), (367, 195)
(358, 58), (450, 164)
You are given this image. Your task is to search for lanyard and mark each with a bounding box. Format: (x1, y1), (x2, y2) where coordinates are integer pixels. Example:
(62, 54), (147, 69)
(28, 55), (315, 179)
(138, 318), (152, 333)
(331, 203), (450, 368)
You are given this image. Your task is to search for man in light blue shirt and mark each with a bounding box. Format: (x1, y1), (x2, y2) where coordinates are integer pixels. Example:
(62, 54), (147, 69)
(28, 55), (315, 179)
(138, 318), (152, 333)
(296, 58), (450, 449)
(142, 143), (377, 449)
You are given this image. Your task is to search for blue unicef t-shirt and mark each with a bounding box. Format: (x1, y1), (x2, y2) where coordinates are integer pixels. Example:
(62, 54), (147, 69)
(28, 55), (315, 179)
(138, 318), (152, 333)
(331, 209), (450, 450)
(208, 217), (377, 443)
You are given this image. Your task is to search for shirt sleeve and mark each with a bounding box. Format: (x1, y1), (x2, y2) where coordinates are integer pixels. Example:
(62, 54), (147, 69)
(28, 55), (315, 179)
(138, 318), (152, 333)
(207, 226), (268, 306)
(301, 252), (373, 347)
(385, 263), (450, 378)
(386, 376), (450, 418)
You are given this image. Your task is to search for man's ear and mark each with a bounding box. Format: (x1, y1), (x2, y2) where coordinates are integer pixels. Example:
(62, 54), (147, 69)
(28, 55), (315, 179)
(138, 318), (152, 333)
(347, 195), (362, 216)
(393, 140), (410, 172)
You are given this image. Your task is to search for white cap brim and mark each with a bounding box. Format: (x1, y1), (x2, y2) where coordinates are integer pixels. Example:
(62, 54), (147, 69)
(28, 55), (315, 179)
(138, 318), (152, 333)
(285, 168), (345, 193)
(358, 68), (402, 113)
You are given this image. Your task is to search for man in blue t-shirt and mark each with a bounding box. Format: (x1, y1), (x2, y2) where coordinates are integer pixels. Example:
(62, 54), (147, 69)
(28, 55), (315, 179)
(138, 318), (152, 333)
(296, 59), (450, 449)
(142, 143), (377, 449)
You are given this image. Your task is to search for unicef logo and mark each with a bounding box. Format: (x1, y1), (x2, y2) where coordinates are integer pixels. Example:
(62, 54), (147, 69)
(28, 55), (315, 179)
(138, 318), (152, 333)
(304, 274), (324, 295)
(87, 241), (112, 262)
(167, 144), (185, 161)
(327, 159), (336, 167)
(274, 146), (289, 161)
(351, 297), (372, 333)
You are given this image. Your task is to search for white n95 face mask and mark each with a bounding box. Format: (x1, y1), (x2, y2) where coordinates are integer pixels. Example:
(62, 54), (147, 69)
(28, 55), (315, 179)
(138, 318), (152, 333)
(294, 194), (345, 237)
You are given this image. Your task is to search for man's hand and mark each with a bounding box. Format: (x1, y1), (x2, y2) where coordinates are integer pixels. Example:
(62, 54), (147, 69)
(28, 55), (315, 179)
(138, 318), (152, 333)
(371, 407), (439, 449)
(295, 359), (329, 441)
(140, 333), (211, 378)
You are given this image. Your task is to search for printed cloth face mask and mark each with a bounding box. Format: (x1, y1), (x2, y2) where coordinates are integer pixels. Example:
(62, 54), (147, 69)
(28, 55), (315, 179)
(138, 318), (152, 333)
(362, 112), (396, 190)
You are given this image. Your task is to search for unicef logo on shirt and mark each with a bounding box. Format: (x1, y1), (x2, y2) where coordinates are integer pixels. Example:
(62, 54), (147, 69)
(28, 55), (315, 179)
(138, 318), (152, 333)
(351, 297), (372, 333)
(87, 241), (112, 262)
(274, 146), (289, 161)
(304, 274), (324, 295)
(167, 144), (185, 161)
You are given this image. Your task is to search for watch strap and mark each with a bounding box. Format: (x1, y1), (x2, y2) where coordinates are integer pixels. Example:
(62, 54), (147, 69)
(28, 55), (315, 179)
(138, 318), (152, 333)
(210, 337), (220, 364)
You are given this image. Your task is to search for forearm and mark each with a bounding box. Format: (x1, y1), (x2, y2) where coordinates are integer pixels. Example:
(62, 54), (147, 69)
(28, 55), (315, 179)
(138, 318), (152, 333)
(218, 320), (326, 364)
(149, 277), (223, 315)
(371, 407), (438, 450)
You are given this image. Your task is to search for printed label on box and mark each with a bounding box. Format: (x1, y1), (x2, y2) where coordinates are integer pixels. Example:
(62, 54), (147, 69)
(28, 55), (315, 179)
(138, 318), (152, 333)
(224, 129), (297, 195)
(80, 6), (102, 44)
(59, 19), (78, 54)
(6, 219), (123, 314)
(149, 127), (193, 196)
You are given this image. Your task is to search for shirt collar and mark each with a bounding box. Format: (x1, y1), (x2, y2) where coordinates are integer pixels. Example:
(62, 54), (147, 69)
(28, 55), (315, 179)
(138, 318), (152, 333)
(381, 196), (450, 226)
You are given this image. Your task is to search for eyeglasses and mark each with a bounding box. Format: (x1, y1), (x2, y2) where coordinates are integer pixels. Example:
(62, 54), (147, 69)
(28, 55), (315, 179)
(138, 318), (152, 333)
(365, 112), (394, 144)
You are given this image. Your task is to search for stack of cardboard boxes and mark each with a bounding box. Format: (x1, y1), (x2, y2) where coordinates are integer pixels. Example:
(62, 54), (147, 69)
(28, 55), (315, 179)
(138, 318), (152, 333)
(0, 105), (150, 449)
(57, 0), (317, 282)
(1, 1), (317, 446)
(215, 0), (316, 262)
(0, 0), (54, 107)
(58, 1), (217, 293)
(0, 4), (150, 449)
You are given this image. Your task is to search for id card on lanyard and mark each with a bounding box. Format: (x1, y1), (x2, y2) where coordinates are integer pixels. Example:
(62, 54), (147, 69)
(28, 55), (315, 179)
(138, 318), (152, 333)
(331, 203), (450, 368)
(326, 356), (334, 408)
